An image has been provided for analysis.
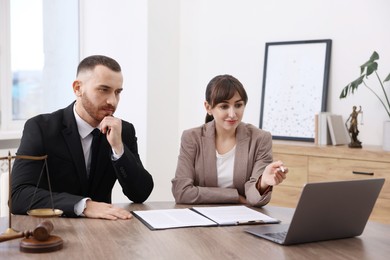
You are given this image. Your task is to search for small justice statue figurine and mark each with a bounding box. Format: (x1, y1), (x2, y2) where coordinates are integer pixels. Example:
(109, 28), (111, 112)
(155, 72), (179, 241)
(345, 105), (363, 148)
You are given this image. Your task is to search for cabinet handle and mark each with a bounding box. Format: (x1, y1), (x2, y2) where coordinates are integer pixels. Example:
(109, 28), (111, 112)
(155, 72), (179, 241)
(352, 171), (374, 176)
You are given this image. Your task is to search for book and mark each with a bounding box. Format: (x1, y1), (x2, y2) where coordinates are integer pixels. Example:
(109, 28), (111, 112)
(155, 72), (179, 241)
(314, 114), (319, 144)
(132, 205), (280, 230)
(327, 114), (350, 145)
(315, 112), (332, 145)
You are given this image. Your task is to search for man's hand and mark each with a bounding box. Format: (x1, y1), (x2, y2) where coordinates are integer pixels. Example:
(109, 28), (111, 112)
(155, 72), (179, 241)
(100, 116), (124, 155)
(83, 200), (132, 220)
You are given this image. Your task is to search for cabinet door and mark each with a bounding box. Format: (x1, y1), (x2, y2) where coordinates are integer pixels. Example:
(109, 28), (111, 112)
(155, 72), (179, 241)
(272, 153), (308, 187)
(309, 157), (390, 224)
(372, 198), (390, 224)
(270, 153), (308, 208)
(269, 185), (302, 208)
(308, 157), (390, 200)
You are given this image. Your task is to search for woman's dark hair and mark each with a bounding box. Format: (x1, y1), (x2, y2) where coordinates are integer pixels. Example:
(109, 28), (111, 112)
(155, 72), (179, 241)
(205, 74), (248, 123)
(76, 55), (121, 76)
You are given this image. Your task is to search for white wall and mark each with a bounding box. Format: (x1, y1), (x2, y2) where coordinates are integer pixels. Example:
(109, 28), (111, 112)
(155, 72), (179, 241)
(80, 0), (390, 202)
(178, 0), (390, 144)
(146, 0), (180, 201)
(79, 0), (148, 202)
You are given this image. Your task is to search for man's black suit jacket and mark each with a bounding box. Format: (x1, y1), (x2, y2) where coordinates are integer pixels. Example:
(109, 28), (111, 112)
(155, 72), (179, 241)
(11, 102), (154, 217)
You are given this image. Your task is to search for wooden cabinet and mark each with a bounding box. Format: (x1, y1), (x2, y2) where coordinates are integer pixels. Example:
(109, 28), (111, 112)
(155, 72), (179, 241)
(270, 141), (390, 224)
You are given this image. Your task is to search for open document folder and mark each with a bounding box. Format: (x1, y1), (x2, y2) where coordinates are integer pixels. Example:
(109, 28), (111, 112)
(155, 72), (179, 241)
(132, 205), (280, 230)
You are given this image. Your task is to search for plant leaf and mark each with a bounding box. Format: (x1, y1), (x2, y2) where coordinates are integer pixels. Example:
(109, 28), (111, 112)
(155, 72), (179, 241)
(370, 51), (379, 62)
(339, 85), (349, 98)
(340, 75), (364, 98)
(360, 51), (379, 74)
(384, 73), (390, 82)
(365, 62), (378, 77)
(350, 75), (364, 93)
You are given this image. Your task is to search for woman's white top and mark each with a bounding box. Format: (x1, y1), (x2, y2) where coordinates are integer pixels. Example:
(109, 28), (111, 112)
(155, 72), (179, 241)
(216, 145), (236, 188)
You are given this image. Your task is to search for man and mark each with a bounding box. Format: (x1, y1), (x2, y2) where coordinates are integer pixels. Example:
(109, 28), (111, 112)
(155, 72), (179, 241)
(11, 55), (153, 220)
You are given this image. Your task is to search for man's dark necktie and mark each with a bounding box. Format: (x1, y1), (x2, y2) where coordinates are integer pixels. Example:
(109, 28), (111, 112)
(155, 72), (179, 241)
(89, 128), (101, 179)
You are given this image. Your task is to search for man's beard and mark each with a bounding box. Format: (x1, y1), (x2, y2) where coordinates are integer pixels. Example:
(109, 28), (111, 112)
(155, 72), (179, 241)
(81, 94), (115, 123)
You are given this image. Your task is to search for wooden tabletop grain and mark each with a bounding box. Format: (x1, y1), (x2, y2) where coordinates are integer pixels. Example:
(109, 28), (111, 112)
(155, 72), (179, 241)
(1, 202), (389, 259)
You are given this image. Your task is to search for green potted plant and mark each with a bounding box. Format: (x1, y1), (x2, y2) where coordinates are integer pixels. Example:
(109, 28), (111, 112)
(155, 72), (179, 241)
(339, 51), (390, 151)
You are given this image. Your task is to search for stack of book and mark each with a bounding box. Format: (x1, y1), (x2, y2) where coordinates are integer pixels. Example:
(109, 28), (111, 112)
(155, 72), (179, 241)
(315, 112), (350, 145)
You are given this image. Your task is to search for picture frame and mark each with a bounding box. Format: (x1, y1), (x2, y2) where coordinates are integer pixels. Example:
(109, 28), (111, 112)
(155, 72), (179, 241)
(259, 39), (332, 142)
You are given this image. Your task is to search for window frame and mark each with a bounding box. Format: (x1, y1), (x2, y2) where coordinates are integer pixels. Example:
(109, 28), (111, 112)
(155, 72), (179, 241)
(0, 0), (23, 139)
(0, 0), (80, 139)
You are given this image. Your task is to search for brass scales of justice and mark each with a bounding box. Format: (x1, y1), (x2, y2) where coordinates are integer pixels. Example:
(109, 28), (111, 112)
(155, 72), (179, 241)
(0, 152), (63, 253)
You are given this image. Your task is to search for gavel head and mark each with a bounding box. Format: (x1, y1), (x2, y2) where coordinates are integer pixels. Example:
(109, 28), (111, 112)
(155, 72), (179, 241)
(33, 220), (54, 241)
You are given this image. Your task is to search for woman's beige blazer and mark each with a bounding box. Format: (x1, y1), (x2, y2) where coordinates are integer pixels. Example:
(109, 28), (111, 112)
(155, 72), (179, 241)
(171, 121), (273, 207)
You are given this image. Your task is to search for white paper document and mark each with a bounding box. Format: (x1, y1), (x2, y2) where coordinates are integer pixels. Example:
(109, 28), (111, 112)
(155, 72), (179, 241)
(192, 205), (279, 225)
(132, 205), (279, 230)
(132, 208), (217, 230)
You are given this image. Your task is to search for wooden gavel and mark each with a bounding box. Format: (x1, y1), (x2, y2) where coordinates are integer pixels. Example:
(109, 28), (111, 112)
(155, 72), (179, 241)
(0, 220), (53, 242)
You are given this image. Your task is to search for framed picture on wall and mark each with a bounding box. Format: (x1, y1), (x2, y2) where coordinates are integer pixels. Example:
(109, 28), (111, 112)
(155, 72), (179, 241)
(259, 39), (332, 142)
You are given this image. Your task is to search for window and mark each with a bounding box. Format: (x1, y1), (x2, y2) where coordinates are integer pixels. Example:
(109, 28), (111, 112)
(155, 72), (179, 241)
(0, 0), (79, 137)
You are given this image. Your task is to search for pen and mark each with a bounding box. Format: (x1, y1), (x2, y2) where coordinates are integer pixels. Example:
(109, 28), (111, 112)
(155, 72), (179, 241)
(237, 220), (265, 225)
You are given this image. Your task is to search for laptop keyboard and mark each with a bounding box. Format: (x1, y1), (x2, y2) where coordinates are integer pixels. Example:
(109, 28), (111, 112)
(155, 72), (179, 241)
(265, 231), (287, 241)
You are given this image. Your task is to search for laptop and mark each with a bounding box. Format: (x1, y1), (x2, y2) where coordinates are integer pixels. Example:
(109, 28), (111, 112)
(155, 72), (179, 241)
(245, 178), (385, 245)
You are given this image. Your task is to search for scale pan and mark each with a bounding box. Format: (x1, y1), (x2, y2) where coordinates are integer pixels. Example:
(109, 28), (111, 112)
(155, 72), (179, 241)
(27, 209), (63, 217)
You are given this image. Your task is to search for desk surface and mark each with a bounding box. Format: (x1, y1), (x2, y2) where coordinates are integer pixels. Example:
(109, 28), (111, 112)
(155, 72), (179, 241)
(1, 202), (390, 259)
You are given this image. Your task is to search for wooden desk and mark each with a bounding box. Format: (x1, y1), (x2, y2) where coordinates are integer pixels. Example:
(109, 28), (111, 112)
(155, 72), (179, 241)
(1, 202), (390, 259)
(271, 141), (390, 224)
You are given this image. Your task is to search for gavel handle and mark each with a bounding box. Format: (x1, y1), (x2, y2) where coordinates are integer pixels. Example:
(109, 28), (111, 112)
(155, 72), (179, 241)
(0, 220), (53, 243)
(0, 231), (31, 242)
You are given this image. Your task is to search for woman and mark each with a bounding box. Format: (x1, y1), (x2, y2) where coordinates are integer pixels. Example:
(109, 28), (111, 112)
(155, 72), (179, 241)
(171, 74), (288, 207)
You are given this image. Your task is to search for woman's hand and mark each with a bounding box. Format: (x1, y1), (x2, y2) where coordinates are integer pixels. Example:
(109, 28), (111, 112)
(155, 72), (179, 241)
(258, 160), (288, 194)
(238, 195), (247, 204)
